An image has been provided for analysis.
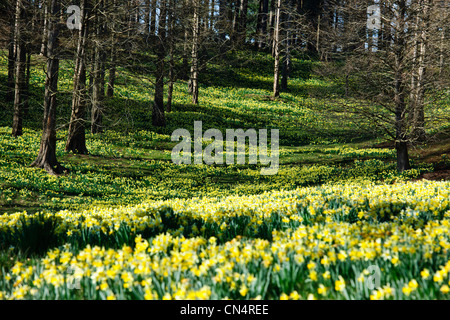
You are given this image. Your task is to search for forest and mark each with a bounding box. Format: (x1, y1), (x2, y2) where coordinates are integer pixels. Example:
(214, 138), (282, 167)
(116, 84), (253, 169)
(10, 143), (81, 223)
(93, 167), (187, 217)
(0, 0), (449, 302)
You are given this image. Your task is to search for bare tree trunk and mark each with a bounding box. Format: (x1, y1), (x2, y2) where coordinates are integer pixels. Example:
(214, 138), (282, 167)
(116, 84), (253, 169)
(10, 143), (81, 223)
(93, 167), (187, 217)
(396, 140), (410, 172)
(153, 0), (166, 126)
(40, 0), (48, 55)
(269, 0), (275, 54)
(167, 59), (174, 112)
(144, 0), (150, 35)
(182, 27), (189, 80)
(272, 0), (281, 98)
(66, 0), (89, 154)
(153, 55), (166, 127)
(411, 2), (429, 142)
(237, 0), (248, 45)
(31, 0), (67, 175)
(23, 48), (31, 116)
(257, 0), (269, 49)
(210, 0), (215, 30)
(316, 14), (321, 58)
(7, 1), (16, 103)
(167, 0), (175, 112)
(304, 0), (322, 57)
(408, 0), (428, 143)
(378, 1), (387, 52)
(12, 0), (27, 137)
(91, 1), (106, 134)
(394, 0), (410, 172)
(150, 0), (157, 35)
(135, 0), (140, 32)
(439, 27), (444, 77)
(218, 0), (226, 40)
(190, 0), (200, 104)
(106, 0), (117, 98)
(410, 11), (419, 105)
(281, 8), (291, 91)
(106, 48), (116, 97)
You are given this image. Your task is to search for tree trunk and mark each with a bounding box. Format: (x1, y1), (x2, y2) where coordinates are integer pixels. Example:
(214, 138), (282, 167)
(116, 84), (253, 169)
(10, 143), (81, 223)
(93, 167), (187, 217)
(66, 0), (89, 154)
(166, 0), (175, 112)
(167, 61), (174, 112)
(269, 0), (275, 54)
(40, 0), (48, 55)
(316, 14), (321, 58)
(31, 0), (67, 175)
(153, 0), (166, 126)
(439, 27), (444, 77)
(150, 0), (157, 35)
(106, 38), (116, 99)
(210, 0), (215, 31)
(91, 2), (106, 134)
(394, 0), (410, 172)
(7, 2), (16, 103)
(382, 2), (392, 52)
(237, 0), (248, 46)
(107, 50), (116, 98)
(281, 9), (291, 91)
(272, 0), (281, 98)
(182, 27), (189, 80)
(411, 1), (429, 142)
(106, 0), (117, 98)
(396, 141), (411, 172)
(153, 51), (166, 126)
(23, 49), (31, 116)
(218, 0), (226, 40)
(256, 0), (263, 47)
(144, 0), (150, 35)
(257, 0), (269, 49)
(12, 0), (27, 137)
(304, 0), (322, 57)
(190, 0), (200, 104)
(378, 1), (386, 51)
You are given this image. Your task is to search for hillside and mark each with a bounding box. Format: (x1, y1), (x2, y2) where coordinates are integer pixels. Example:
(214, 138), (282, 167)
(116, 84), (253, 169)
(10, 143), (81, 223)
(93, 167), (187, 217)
(0, 47), (449, 301)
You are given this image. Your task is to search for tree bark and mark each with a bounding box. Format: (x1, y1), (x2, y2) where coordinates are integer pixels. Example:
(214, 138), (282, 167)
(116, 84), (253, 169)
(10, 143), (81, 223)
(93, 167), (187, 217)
(153, 0), (166, 126)
(150, 0), (157, 35)
(257, 0), (269, 49)
(7, 1), (16, 103)
(190, 0), (200, 104)
(272, 0), (281, 98)
(411, 1), (429, 142)
(106, 0), (117, 98)
(106, 52), (116, 98)
(66, 0), (89, 154)
(439, 27), (444, 77)
(210, 0), (215, 30)
(31, 0), (67, 175)
(269, 0), (275, 54)
(40, 0), (48, 55)
(12, 0), (27, 137)
(144, 0), (150, 35)
(166, 0), (175, 112)
(396, 141), (410, 173)
(23, 49), (31, 116)
(218, 0), (226, 40)
(91, 1), (106, 134)
(281, 8), (291, 91)
(237, 0), (248, 45)
(394, 0), (410, 172)
(304, 0), (323, 57)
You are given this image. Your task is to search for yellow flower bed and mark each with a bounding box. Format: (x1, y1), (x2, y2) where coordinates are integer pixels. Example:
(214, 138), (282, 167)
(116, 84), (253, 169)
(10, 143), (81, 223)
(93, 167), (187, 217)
(1, 180), (450, 299)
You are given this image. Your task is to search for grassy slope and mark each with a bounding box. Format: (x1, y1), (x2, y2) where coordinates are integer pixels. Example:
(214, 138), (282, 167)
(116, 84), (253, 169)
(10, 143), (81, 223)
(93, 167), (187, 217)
(0, 48), (450, 300)
(0, 49), (448, 215)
